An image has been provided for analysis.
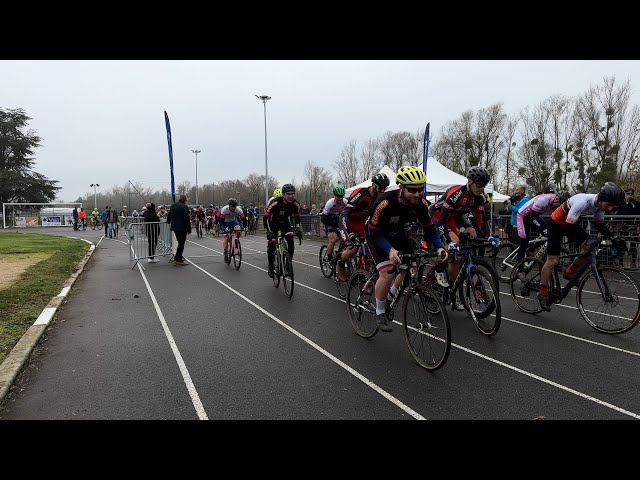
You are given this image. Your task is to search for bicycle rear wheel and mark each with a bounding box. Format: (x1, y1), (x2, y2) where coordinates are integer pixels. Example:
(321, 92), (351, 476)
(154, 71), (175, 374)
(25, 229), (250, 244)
(319, 245), (333, 278)
(346, 269), (379, 338)
(334, 256), (353, 299)
(461, 266), (501, 335)
(509, 257), (545, 314)
(233, 238), (242, 270)
(403, 284), (450, 371)
(282, 249), (294, 298)
(577, 266), (640, 334)
(492, 241), (517, 284)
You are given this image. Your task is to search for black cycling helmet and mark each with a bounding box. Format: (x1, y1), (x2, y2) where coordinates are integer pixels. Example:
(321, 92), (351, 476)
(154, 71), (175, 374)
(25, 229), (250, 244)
(371, 172), (390, 188)
(598, 182), (625, 206)
(555, 191), (571, 203)
(228, 198), (238, 206)
(467, 166), (490, 184)
(282, 183), (295, 194)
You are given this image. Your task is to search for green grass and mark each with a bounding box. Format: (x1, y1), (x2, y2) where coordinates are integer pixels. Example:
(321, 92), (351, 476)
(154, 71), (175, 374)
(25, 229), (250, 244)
(0, 233), (89, 364)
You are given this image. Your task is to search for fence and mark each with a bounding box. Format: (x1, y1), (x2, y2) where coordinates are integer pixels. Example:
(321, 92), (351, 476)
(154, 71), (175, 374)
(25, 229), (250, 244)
(127, 220), (173, 269)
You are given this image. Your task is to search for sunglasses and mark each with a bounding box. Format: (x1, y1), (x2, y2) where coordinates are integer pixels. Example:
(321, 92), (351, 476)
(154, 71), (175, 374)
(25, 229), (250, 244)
(405, 187), (423, 194)
(473, 182), (487, 189)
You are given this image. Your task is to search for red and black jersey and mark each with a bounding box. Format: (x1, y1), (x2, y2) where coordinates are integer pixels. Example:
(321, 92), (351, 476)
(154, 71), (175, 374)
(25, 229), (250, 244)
(430, 184), (486, 243)
(264, 197), (301, 227)
(341, 186), (376, 236)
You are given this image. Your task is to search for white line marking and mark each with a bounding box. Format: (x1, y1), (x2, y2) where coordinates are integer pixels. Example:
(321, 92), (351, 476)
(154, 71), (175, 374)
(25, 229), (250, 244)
(184, 254), (425, 420)
(135, 261), (208, 420)
(33, 307), (56, 326)
(58, 287), (71, 297)
(186, 239), (640, 419)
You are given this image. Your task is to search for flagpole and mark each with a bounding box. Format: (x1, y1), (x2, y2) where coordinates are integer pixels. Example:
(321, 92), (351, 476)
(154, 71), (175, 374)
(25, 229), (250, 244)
(164, 111), (176, 203)
(422, 123), (430, 197)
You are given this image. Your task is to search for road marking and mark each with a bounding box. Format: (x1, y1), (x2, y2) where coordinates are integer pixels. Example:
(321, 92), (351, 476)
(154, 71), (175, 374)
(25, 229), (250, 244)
(33, 307), (57, 326)
(185, 239), (640, 419)
(133, 245), (208, 420)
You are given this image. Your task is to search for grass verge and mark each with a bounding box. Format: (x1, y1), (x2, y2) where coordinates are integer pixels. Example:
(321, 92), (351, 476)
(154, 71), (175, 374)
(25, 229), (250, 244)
(0, 233), (89, 364)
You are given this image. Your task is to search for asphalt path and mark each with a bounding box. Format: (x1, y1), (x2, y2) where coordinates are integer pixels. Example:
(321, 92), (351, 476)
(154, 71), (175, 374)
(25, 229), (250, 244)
(1, 226), (639, 420)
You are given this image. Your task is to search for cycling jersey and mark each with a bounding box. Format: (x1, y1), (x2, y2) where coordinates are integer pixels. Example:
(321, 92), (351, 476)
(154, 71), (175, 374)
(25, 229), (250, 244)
(220, 206), (244, 223)
(430, 184), (486, 243)
(366, 190), (442, 271)
(321, 197), (347, 230)
(246, 207), (256, 217)
(264, 197), (301, 231)
(550, 193), (605, 225)
(340, 186), (376, 238)
(516, 193), (556, 239)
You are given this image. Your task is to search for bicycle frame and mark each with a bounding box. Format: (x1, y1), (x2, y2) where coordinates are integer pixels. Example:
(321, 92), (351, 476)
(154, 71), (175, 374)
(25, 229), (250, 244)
(550, 242), (607, 302)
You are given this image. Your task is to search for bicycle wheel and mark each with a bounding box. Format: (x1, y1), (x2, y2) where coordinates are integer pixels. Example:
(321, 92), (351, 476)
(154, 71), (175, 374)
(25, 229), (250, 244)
(233, 238), (242, 270)
(461, 266), (501, 335)
(319, 245), (333, 278)
(474, 257), (501, 293)
(403, 284), (451, 371)
(492, 241), (517, 284)
(272, 251), (281, 288)
(282, 249), (294, 298)
(577, 266), (640, 334)
(334, 256), (352, 300)
(509, 257), (546, 314)
(346, 269), (379, 338)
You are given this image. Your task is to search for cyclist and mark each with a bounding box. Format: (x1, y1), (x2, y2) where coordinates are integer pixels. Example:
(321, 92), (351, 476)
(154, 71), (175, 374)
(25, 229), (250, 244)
(220, 198), (244, 262)
(91, 207), (100, 228)
(366, 166), (448, 332)
(264, 184), (302, 278)
(430, 167), (499, 306)
(337, 173), (390, 281)
(537, 182), (626, 311)
(515, 190), (570, 261)
(265, 188), (282, 211)
(205, 204), (214, 232)
(321, 184), (348, 274)
(194, 206), (205, 232)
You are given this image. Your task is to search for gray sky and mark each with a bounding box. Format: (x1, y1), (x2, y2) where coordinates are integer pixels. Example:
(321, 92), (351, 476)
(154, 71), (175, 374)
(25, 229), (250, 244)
(2, 60), (640, 202)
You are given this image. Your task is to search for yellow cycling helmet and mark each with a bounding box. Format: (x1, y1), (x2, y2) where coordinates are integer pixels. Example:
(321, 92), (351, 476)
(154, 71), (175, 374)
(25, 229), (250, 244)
(395, 165), (426, 186)
(273, 188), (283, 198)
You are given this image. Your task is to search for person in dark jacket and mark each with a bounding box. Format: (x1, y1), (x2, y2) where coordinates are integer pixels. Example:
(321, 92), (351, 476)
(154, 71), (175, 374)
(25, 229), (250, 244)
(617, 188), (640, 268)
(72, 207), (79, 230)
(143, 203), (161, 263)
(166, 194), (191, 265)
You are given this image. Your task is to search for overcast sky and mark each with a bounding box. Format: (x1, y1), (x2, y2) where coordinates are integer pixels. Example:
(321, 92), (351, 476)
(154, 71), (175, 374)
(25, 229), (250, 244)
(2, 60), (640, 202)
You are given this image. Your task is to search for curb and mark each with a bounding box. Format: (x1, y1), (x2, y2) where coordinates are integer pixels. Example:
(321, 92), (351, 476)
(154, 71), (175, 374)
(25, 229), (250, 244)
(0, 236), (96, 404)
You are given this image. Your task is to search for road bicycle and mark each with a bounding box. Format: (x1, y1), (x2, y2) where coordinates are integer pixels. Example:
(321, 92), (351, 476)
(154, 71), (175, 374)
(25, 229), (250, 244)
(195, 218), (204, 238)
(319, 226), (342, 278)
(420, 237), (502, 336)
(491, 233), (572, 284)
(346, 250), (450, 371)
(271, 229), (302, 298)
(330, 236), (375, 299)
(509, 238), (640, 334)
(223, 226), (242, 270)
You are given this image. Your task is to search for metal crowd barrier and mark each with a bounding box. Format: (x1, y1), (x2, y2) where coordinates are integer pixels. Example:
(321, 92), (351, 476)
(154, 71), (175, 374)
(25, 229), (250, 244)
(127, 220), (173, 269)
(490, 214), (640, 271)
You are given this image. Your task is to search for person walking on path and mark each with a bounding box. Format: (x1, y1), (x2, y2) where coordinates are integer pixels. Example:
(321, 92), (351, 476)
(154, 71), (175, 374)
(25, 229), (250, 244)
(107, 207), (118, 238)
(143, 203), (161, 262)
(101, 206), (109, 237)
(72, 207), (79, 230)
(78, 207), (87, 230)
(166, 194), (191, 265)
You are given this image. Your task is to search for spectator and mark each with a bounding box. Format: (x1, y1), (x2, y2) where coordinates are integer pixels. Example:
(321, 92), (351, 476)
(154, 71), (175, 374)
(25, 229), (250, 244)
(106, 207), (118, 238)
(78, 207), (87, 230)
(72, 207), (79, 230)
(143, 203), (161, 263)
(166, 194), (191, 266)
(617, 188), (640, 268)
(101, 206), (109, 237)
(132, 209), (139, 217)
(507, 185), (529, 244)
(300, 204), (310, 214)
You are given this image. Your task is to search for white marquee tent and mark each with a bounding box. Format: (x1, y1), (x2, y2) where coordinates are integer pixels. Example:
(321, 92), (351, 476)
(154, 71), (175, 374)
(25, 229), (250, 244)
(345, 158), (509, 202)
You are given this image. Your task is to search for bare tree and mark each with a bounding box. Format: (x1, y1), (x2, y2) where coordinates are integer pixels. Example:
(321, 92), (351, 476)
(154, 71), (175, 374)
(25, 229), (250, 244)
(379, 131), (417, 172)
(360, 137), (381, 180)
(332, 139), (360, 186)
(303, 160), (334, 207)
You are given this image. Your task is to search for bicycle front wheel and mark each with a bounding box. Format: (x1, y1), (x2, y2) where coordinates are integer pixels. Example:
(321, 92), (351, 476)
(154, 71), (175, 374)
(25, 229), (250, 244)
(577, 266), (640, 334)
(346, 269), (379, 338)
(233, 238), (242, 270)
(319, 245), (333, 278)
(403, 284), (451, 371)
(509, 257), (546, 314)
(461, 266), (501, 335)
(272, 252), (281, 288)
(282, 249), (294, 298)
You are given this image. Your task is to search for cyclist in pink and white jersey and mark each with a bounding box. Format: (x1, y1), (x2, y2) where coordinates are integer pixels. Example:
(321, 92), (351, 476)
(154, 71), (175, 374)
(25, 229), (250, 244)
(515, 191), (570, 260)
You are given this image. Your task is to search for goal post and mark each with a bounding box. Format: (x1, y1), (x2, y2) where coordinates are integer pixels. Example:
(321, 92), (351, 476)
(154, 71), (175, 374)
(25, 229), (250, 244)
(2, 202), (83, 229)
